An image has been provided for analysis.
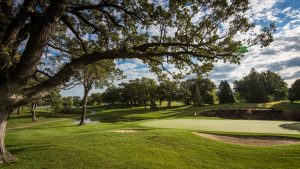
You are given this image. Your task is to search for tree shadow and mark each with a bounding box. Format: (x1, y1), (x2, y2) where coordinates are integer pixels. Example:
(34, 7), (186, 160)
(7, 145), (56, 154)
(84, 104), (188, 123)
(279, 123), (300, 132)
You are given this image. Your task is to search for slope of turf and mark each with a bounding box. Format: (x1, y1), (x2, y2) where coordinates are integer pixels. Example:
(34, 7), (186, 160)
(4, 101), (300, 169)
(140, 119), (300, 134)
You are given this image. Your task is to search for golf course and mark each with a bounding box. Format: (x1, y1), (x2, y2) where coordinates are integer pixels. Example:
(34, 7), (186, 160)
(3, 102), (300, 169)
(1, 0), (300, 168)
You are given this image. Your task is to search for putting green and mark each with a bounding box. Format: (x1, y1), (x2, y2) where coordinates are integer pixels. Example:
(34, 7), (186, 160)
(140, 119), (300, 134)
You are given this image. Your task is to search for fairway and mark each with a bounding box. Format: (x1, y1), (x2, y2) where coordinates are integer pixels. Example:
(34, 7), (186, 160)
(140, 119), (300, 134)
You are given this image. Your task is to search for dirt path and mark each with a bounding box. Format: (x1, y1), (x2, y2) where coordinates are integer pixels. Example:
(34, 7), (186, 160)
(8, 119), (67, 130)
(194, 132), (300, 146)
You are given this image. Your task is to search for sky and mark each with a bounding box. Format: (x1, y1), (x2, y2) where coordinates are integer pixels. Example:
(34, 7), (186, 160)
(61, 0), (300, 97)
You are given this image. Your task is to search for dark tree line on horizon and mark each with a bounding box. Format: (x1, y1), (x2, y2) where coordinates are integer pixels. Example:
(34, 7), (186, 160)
(42, 68), (296, 110)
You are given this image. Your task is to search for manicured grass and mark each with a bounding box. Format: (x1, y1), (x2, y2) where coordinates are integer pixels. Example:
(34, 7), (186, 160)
(4, 102), (300, 169)
(140, 119), (300, 134)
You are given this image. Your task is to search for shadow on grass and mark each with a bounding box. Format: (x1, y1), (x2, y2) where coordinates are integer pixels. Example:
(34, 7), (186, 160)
(7, 145), (56, 154)
(86, 104), (188, 123)
(84, 103), (269, 123)
(11, 102), (300, 125)
(279, 123), (300, 132)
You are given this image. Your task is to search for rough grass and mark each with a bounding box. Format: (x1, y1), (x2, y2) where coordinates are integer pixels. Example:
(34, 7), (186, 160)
(4, 101), (300, 169)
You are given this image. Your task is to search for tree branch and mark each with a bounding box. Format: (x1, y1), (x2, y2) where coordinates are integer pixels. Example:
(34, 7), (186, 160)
(61, 15), (87, 54)
(69, 11), (108, 43)
(0, 0), (36, 47)
(12, 0), (68, 88)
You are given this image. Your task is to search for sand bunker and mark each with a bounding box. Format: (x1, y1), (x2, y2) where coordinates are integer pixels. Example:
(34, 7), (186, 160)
(113, 129), (150, 133)
(194, 132), (300, 146)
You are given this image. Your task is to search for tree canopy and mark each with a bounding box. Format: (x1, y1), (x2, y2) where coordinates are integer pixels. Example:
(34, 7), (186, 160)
(288, 79), (300, 103)
(218, 80), (235, 104)
(234, 68), (287, 103)
(0, 0), (274, 110)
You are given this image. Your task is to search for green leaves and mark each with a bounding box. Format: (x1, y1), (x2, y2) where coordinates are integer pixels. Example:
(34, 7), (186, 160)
(238, 46), (249, 53)
(234, 68), (288, 103)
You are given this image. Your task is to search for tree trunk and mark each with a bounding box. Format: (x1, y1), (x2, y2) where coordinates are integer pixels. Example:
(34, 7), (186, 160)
(168, 98), (171, 108)
(144, 100), (147, 110)
(150, 99), (157, 110)
(17, 107), (21, 114)
(79, 88), (89, 126)
(31, 102), (37, 122)
(0, 110), (16, 164)
(159, 99), (162, 106)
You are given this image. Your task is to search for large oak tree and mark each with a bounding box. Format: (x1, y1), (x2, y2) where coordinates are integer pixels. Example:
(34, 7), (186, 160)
(0, 0), (273, 163)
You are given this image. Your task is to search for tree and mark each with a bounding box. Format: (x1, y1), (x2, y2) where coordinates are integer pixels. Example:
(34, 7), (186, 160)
(178, 82), (192, 105)
(63, 97), (74, 112)
(31, 101), (37, 122)
(159, 80), (179, 108)
(234, 68), (288, 103)
(90, 93), (102, 105)
(288, 79), (300, 103)
(203, 91), (216, 105)
(193, 83), (204, 106)
(102, 86), (122, 105)
(16, 107), (21, 115)
(182, 78), (217, 105)
(72, 96), (81, 108)
(218, 80), (235, 104)
(140, 78), (158, 109)
(73, 60), (121, 125)
(0, 0), (274, 163)
(112, 78), (158, 109)
(43, 90), (63, 114)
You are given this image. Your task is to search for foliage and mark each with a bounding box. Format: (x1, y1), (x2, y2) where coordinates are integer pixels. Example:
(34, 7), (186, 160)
(102, 86), (122, 104)
(180, 78), (217, 105)
(288, 79), (300, 103)
(63, 97), (74, 112)
(193, 84), (204, 106)
(90, 93), (102, 105)
(234, 68), (288, 103)
(178, 83), (192, 105)
(0, 0), (275, 112)
(218, 80), (235, 104)
(158, 80), (180, 107)
(72, 96), (82, 108)
(203, 91), (216, 105)
(102, 78), (158, 109)
(43, 90), (63, 114)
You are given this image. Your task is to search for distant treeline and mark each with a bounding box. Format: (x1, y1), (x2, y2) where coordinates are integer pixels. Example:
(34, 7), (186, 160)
(40, 68), (300, 112)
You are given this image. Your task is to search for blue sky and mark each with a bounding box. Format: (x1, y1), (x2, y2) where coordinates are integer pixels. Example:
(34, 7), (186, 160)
(61, 0), (300, 97)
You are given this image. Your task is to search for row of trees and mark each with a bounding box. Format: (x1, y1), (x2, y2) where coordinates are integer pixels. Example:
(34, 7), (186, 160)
(99, 68), (298, 106)
(234, 68), (288, 103)
(20, 68), (299, 125)
(101, 77), (220, 108)
(38, 69), (297, 114)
